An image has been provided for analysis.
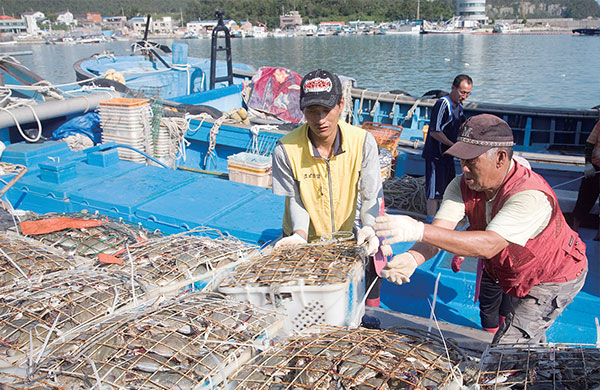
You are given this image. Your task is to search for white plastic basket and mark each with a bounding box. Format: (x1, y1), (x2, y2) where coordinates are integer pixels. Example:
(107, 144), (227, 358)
(227, 152), (272, 188)
(219, 256), (364, 336)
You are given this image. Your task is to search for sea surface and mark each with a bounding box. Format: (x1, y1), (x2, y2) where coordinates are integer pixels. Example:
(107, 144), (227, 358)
(3, 33), (600, 109)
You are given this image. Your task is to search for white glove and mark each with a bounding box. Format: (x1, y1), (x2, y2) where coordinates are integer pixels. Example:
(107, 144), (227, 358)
(380, 252), (418, 285)
(274, 233), (307, 248)
(374, 214), (424, 245)
(584, 163), (596, 179)
(380, 244), (393, 258)
(357, 226), (379, 256)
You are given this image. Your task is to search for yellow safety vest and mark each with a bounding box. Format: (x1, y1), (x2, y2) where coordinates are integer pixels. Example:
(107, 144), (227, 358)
(280, 121), (366, 242)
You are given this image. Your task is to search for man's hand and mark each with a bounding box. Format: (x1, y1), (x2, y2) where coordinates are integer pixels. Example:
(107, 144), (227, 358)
(274, 233), (307, 248)
(380, 252), (418, 285)
(374, 214), (424, 245)
(584, 163), (596, 179)
(357, 226), (379, 256)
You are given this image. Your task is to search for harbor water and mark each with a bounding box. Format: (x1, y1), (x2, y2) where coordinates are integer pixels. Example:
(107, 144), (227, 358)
(3, 33), (600, 109)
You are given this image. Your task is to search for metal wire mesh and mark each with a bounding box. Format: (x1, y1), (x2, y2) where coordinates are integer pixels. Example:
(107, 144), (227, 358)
(231, 325), (462, 390)
(478, 343), (600, 390)
(31, 292), (284, 389)
(0, 232), (89, 287)
(0, 268), (148, 367)
(17, 212), (157, 258)
(219, 242), (365, 288)
(361, 122), (403, 157)
(97, 227), (260, 292)
(0, 371), (65, 389)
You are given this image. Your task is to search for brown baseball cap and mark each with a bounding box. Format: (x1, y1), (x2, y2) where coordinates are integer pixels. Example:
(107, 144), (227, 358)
(444, 114), (514, 160)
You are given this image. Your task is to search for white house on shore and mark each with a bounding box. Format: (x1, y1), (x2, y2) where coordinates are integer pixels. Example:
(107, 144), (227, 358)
(56, 11), (75, 26)
(129, 16), (150, 35)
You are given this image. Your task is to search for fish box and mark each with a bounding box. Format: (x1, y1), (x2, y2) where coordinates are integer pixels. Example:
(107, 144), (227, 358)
(218, 242), (366, 336)
(227, 152), (272, 188)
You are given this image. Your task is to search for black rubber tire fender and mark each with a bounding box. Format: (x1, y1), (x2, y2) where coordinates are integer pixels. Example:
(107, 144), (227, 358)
(421, 89), (449, 99)
(389, 90), (413, 97)
(173, 104), (223, 119)
(83, 78), (133, 95)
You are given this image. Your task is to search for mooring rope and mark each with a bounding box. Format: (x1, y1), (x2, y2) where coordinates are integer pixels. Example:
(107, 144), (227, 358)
(383, 175), (427, 215)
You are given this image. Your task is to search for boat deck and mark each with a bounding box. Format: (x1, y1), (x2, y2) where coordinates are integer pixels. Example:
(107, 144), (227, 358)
(1, 140), (598, 344)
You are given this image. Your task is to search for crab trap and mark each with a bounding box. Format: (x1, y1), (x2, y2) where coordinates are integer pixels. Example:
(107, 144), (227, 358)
(95, 227), (260, 295)
(0, 268), (148, 368)
(478, 343), (600, 390)
(0, 232), (90, 288)
(17, 211), (158, 258)
(229, 325), (463, 390)
(0, 371), (63, 389)
(218, 242), (366, 336)
(29, 292), (284, 390)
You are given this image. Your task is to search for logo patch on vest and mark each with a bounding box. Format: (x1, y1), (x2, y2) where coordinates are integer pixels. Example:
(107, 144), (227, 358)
(304, 173), (321, 179)
(303, 77), (332, 94)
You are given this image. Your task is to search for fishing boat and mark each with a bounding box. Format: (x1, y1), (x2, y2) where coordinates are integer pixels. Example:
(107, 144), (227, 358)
(73, 14), (256, 102)
(1, 20), (598, 347)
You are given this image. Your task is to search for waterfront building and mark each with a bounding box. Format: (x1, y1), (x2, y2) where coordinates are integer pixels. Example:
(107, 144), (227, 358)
(22, 12), (45, 35)
(349, 20), (375, 32)
(457, 0), (487, 26)
(103, 16), (127, 29)
(318, 21), (345, 33)
(56, 11), (74, 26)
(186, 21), (204, 36)
(86, 12), (102, 24)
(152, 16), (173, 34)
(0, 16), (26, 35)
(130, 16), (150, 35)
(280, 11), (302, 28)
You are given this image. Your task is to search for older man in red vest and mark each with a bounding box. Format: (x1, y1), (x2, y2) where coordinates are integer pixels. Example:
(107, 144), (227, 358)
(374, 114), (588, 344)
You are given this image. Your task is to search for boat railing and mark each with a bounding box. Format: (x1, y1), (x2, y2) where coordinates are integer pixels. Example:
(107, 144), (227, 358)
(350, 88), (599, 153)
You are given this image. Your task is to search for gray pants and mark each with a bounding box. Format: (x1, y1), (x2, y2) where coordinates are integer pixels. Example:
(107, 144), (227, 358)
(492, 267), (587, 345)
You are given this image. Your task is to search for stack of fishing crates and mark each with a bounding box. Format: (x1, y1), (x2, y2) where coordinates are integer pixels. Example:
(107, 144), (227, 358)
(98, 97), (153, 164)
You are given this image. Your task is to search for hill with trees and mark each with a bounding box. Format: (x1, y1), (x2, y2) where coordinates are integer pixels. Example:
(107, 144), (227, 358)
(3, 0), (600, 27)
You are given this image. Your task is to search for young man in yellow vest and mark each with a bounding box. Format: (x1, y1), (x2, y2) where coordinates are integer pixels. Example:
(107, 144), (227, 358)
(271, 69), (385, 309)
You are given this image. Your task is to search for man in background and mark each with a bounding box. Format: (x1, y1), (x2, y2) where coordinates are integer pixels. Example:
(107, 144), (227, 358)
(422, 74), (472, 222)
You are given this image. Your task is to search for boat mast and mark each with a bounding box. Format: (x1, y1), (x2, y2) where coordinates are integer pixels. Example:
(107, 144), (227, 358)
(417, 0), (420, 20)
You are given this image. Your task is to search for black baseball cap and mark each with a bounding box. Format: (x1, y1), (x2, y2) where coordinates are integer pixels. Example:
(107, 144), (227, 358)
(445, 114), (514, 160)
(299, 69), (343, 110)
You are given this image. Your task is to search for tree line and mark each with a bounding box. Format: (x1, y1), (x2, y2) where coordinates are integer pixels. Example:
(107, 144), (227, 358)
(3, 0), (599, 27)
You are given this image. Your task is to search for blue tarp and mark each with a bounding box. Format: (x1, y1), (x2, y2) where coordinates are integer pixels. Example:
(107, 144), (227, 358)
(51, 112), (102, 144)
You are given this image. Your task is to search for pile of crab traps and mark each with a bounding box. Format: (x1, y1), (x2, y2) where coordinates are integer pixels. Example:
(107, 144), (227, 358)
(0, 232), (90, 286)
(3, 293), (284, 390)
(219, 241), (366, 336)
(15, 211), (158, 258)
(478, 343), (600, 390)
(0, 267), (148, 368)
(96, 227), (260, 295)
(230, 325), (464, 390)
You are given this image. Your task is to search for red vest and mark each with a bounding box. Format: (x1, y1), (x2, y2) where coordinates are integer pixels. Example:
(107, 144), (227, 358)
(461, 161), (587, 298)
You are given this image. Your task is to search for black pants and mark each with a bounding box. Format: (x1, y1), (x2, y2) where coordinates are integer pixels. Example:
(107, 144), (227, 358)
(479, 270), (516, 329)
(365, 256), (382, 300)
(572, 169), (600, 222)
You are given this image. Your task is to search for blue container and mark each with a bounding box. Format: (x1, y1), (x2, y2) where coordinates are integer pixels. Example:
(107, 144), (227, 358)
(39, 161), (77, 184)
(172, 42), (189, 65)
(87, 149), (120, 167)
